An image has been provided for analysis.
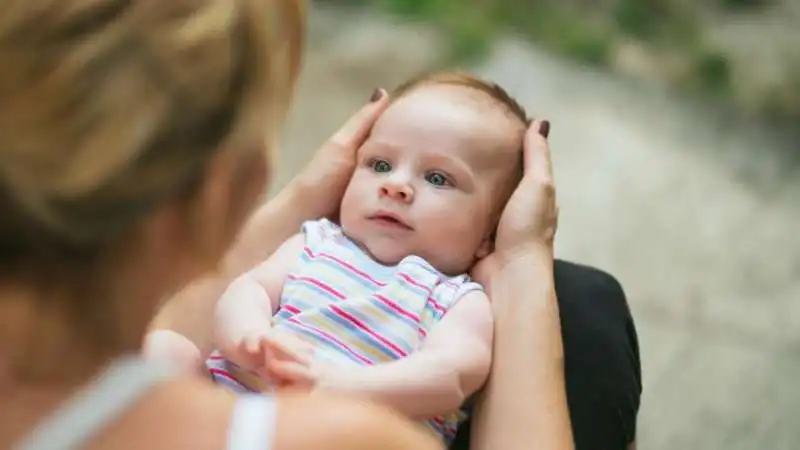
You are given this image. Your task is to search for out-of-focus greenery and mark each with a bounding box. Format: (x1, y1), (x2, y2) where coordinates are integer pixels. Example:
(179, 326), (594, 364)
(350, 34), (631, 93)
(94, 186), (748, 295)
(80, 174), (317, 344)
(322, 0), (799, 127)
(361, 0), (708, 72)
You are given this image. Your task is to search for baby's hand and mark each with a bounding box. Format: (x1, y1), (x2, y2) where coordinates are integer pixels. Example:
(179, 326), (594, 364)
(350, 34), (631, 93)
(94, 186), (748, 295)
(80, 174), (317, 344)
(260, 334), (320, 390)
(222, 329), (273, 373)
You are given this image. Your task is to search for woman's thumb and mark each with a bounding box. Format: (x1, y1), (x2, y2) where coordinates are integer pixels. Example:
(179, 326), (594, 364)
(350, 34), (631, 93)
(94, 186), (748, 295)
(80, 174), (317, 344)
(522, 119), (553, 184)
(326, 88), (389, 153)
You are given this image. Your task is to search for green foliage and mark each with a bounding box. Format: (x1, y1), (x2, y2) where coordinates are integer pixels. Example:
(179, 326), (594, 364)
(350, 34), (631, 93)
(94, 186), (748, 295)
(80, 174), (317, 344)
(613, 0), (662, 39)
(692, 49), (732, 94)
(374, 0), (444, 17)
(719, 0), (770, 11)
(338, 0), (795, 123)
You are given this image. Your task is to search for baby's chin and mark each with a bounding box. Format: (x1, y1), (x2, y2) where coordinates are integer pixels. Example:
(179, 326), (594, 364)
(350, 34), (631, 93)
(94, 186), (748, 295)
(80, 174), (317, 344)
(363, 241), (474, 275)
(356, 240), (411, 268)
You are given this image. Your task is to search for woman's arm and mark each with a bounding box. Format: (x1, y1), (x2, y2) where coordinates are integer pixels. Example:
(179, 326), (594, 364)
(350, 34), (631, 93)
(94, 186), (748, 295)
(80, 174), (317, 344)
(146, 172), (314, 357)
(468, 120), (574, 450)
(470, 252), (571, 450)
(274, 392), (445, 450)
(154, 376), (443, 450)
(148, 91), (390, 357)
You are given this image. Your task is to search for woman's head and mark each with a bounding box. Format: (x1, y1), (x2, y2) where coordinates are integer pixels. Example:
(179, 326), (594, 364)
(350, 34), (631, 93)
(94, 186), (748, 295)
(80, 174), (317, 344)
(0, 0), (305, 362)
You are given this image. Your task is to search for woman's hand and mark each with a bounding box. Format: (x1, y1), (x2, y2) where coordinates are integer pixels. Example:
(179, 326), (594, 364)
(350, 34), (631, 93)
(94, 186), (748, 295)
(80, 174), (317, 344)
(224, 89), (390, 276)
(287, 89), (390, 221)
(468, 120), (573, 450)
(494, 119), (557, 257)
(472, 120), (556, 282)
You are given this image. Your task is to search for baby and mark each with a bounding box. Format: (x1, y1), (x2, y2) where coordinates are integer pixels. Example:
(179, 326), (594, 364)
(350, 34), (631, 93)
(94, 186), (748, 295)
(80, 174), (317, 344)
(153, 71), (530, 444)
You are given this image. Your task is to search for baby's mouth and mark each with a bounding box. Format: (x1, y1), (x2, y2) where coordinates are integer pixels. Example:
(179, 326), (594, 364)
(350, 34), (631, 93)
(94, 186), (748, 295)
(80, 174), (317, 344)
(369, 212), (412, 230)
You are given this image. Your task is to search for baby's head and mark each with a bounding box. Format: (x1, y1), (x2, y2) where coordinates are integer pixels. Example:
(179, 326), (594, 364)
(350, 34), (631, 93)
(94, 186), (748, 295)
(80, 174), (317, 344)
(340, 72), (529, 275)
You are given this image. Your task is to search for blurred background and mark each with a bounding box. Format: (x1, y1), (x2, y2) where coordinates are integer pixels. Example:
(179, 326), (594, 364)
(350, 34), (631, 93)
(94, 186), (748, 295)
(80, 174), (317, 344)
(273, 1), (800, 449)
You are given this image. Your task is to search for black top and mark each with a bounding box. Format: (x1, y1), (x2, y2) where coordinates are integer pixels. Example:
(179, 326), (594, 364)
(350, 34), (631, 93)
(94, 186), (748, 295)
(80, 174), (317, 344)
(450, 260), (642, 450)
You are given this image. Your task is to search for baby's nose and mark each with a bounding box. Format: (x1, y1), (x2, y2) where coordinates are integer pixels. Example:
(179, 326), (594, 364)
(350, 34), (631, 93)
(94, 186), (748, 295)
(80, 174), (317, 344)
(379, 179), (414, 203)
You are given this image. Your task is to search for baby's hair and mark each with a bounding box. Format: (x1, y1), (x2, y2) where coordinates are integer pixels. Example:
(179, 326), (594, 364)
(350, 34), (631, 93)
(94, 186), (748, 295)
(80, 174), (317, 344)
(391, 71), (532, 128)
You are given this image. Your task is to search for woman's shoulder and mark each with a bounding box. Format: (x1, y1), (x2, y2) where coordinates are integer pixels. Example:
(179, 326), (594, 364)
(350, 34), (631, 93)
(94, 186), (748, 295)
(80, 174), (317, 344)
(106, 375), (235, 449)
(135, 379), (443, 450)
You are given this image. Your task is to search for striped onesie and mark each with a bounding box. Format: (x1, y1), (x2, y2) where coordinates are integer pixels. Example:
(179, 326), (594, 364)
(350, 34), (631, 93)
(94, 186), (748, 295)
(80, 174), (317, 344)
(206, 218), (483, 443)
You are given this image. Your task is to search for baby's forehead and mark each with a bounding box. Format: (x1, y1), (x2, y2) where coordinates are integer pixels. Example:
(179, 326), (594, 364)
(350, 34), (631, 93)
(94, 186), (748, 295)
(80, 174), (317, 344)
(382, 85), (524, 164)
(396, 84), (518, 120)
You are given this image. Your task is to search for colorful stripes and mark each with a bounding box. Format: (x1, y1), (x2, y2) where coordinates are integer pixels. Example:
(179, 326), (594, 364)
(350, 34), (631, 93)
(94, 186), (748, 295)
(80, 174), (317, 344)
(207, 219), (480, 443)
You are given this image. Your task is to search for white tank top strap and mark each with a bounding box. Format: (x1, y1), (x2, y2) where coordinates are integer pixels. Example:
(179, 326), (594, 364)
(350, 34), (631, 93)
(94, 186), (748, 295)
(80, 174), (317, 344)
(15, 355), (175, 450)
(226, 394), (277, 450)
(17, 355), (278, 450)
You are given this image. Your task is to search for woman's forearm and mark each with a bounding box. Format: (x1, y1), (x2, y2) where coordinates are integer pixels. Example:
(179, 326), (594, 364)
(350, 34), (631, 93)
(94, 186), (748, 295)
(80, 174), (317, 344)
(148, 275), (227, 357)
(471, 250), (573, 450)
(149, 185), (309, 357)
(223, 184), (307, 275)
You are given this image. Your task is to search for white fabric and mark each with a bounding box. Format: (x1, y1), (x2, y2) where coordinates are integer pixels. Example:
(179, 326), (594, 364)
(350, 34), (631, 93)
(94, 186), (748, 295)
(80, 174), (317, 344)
(227, 395), (277, 450)
(15, 356), (173, 450)
(15, 356), (277, 450)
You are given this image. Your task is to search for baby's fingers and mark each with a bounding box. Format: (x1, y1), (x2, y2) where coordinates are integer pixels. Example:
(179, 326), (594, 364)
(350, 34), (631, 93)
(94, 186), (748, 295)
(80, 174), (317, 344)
(262, 359), (316, 390)
(265, 335), (314, 364)
(270, 360), (313, 380)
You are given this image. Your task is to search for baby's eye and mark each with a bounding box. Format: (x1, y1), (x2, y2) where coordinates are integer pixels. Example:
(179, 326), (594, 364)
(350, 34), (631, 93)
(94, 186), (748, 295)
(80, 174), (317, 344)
(425, 172), (450, 187)
(371, 159), (392, 173)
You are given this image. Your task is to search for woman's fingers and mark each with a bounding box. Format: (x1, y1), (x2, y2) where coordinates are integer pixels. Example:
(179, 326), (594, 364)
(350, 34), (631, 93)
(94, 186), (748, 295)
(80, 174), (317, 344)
(324, 89), (389, 156)
(289, 88), (391, 222)
(489, 119), (559, 254)
(522, 119), (554, 185)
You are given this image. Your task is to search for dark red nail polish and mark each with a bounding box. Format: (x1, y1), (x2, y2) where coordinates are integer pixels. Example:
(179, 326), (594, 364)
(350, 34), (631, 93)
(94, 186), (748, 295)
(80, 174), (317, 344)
(539, 120), (550, 138)
(369, 88), (385, 102)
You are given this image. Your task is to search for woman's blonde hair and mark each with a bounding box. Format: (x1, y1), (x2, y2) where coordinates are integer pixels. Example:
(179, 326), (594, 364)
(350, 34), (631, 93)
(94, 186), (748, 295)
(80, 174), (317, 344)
(0, 0), (305, 273)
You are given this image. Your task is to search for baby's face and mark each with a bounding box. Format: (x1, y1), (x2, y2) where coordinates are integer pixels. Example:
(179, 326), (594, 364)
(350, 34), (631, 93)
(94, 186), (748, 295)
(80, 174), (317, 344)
(340, 84), (524, 275)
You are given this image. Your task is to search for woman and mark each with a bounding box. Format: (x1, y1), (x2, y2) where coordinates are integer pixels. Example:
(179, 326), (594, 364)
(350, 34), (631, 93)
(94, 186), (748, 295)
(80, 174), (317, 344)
(0, 0), (445, 448)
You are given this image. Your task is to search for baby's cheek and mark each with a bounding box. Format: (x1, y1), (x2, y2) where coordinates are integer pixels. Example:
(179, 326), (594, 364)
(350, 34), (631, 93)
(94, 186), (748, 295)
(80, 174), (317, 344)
(427, 217), (483, 252)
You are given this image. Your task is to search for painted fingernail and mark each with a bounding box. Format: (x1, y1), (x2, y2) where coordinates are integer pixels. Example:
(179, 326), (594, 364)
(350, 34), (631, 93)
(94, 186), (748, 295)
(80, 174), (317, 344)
(370, 88), (385, 102)
(539, 120), (551, 138)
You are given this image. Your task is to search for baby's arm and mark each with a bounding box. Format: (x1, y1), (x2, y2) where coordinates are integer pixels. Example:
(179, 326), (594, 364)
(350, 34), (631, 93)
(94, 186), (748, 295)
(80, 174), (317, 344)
(214, 233), (305, 369)
(322, 290), (494, 419)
